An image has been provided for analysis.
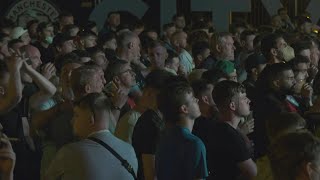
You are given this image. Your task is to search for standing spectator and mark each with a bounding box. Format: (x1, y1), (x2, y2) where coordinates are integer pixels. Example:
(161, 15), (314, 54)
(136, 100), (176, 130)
(156, 77), (208, 180)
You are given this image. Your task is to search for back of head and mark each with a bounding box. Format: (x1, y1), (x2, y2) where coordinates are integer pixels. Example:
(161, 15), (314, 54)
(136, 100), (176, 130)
(201, 68), (227, 86)
(157, 76), (192, 123)
(270, 131), (320, 180)
(292, 41), (311, 55)
(191, 79), (212, 98)
(70, 65), (98, 94)
(212, 80), (245, 109)
(145, 69), (173, 90)
(266, 112), (306, 143)
(261, 33), (283, 60)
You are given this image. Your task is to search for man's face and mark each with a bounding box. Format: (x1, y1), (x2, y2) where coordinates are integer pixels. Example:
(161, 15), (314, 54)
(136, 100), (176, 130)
(20, 32), (31, 45)
(184, 91), (201, 120)
(60, 16), (74, 28)
(278, 69), (296, 94)
(271, 15), (283, 29)
(72, 105), (91, 139)
(28, 23), (38, 39)
(108, 14), (120, 27)
(147, 31), (158, 41)
(130, 37), (141, 62)
(27, 48), (42, 70)
(61, 40), (76, 54)
(275, 37), (288, 60)
(220, 35), (236, 60)
(299, 49), (311, 62)
(310, 41), (320, 67)
(178, 32), (188, 49)
(294, 63), (309, 81)
(148, 45), (168, 69)
(69, 27), (80, 37)
(234, 92), (251, 117)
(165, 26), (176, 39)
(83, 35), (97, 48)
(117, 64), (136, 88)
(40, 26), (54, 41)
(87, 69), (106, 93)
(175, 16), (186, 29)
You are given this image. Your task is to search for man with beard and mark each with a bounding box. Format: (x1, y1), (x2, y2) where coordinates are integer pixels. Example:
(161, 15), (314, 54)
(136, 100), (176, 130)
(260, 33), (294, 64)
(253, 63), (300, 158)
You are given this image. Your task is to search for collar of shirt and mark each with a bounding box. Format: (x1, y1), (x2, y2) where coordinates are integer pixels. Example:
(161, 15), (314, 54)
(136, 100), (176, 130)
(87, 129), (110, 138)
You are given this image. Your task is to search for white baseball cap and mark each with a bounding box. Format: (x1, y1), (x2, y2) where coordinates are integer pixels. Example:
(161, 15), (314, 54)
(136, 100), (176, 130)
(10, 26), (28, 39)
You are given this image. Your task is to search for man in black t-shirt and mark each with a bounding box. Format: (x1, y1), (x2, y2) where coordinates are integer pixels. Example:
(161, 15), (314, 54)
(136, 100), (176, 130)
(209, 81), (257, 180)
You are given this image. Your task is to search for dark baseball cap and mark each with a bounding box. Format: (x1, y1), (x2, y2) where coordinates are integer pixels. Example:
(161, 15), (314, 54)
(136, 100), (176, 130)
(53, 33), (74, 47)
(245, 53), (267, 72)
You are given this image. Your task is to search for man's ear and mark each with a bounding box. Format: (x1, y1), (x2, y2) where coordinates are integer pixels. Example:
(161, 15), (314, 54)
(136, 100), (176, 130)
(196, 54), (203, 62)
(251, 68), (258, 75)
(216, 44), (221, 53)
(84, 84), (91, 93)
(229, 101), (236, 111)
(271, 48), (278, 56)
(241, 40), (246, 47)
(179, 104), (188, 114)
(272, 79), (280, 88)
(128, 42), (133, 49)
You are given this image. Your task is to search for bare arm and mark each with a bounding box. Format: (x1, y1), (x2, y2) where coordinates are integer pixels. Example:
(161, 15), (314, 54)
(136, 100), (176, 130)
(22, 62), (56, 110)
(237, 159), (257, 180)
(0, 56), (24, 114)
(142, 154), (157, 180)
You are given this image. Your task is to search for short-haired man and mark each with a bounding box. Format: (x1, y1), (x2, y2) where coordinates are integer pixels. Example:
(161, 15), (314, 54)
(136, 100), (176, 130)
(260, 33), (292, 63)
(46, 93), (138, 180)
(57, 11), (74, 33)
(77, 30), (98, 50)
(202, 32), (236, 69)
(156, 77), (208, 180)
(100, 11), (120, 35)
(210, 80), (257, 179)
(171, 31), (194, 75)
(162, 23), (176, 52)
(147, 41), (168, 71)
(192, 41), (211, 69)
(172, 13), (186, 32)
(32, 22), (55, 64)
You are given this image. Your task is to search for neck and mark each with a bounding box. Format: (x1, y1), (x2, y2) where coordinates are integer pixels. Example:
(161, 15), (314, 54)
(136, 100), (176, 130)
(200, 105), (213, 119)
(176, 118), (195, 132)
(40, 41), (49, 48)
(219, 110), (241, 129)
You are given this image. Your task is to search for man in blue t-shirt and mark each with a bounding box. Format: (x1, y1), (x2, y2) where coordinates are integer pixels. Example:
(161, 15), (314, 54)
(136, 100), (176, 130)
(156, 77), (208, 180)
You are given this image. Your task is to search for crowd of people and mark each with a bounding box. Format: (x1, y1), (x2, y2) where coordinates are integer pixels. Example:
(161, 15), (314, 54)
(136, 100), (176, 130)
(1, 6), (320, 180)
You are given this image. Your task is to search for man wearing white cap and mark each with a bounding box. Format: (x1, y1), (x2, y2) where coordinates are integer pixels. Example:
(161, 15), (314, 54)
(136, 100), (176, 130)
(10, 26), (31, 45)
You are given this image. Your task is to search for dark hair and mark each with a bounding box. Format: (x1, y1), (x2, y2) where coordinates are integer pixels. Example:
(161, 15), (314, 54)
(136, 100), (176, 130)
(98, 32), (117, 47)
(85, 21), (97, 31)
(62, 24), (79, 35)
(163, 23), (175, 31)
(107, 11), (120, 18)
(292, 41), (311, 55)
(289, 55), (310, 71)
(145, 69), (173, 89)
(86, 46), (104, 57)
(212, 80), (245, 108)
(201, 68), (227, 86)
(58, 11), (73, 20)
(172, 13), (185, 21)
(261, 33), (283, 60)
(130, 20), (144, 31)
(8, 39), (23, 49)
(165, 50), (179, 65)
(240, 30), (256, 41)
(26, 19), (39, 30)
(0, 32), (9, 42)
(192, 41), (210, 58)
(191, 79), (212, 98)
(277, 7), (287, 14)
(266, 112), (305, 142)
(270, 131), (320, 180)
(157, 76), (192, 122)
(78, 29), (97, 39)
(36, 22), (53, 33)
(72, 50), (90, 58)
(104, 59), (128, 83)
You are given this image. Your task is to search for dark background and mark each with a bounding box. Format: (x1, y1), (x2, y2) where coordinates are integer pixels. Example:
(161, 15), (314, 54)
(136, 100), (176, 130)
(0, 0), (313, 31)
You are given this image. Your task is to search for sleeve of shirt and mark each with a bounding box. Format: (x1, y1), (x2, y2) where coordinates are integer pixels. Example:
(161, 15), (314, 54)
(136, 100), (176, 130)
(192, 139), (209, 179)
(229, 129), (251, 162)
(45, 146), (70, 180)
(133, 114), (158, 154)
